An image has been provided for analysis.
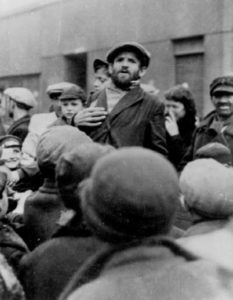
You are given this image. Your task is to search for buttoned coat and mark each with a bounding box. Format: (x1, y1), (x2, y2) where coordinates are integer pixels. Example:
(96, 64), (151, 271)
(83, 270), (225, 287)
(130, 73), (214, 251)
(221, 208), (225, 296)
(82, 86), (167, 156)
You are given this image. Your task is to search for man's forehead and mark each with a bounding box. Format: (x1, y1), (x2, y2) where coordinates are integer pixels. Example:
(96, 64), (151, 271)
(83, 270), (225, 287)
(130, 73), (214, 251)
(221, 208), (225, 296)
(114, 51), (140, 61)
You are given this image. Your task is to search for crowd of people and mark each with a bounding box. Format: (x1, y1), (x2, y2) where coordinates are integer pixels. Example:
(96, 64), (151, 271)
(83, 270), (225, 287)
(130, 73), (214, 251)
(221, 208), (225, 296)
(0, 41), (232, 299)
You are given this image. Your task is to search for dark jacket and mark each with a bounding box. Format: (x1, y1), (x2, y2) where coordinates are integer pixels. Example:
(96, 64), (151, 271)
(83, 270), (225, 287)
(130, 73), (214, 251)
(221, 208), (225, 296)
(179, 110), (233, 168)
(59, 237), (233, 300)
(23, 179), (66, 249)
(80, 86), (167, 156)
(0, 217), (28, 274)
(19, 214), (103, 300)
(7, 114), (31, 142)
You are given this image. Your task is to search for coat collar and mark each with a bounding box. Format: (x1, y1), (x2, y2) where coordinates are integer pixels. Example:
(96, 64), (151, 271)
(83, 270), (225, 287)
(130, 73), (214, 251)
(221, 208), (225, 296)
(95, 86), (144, 120)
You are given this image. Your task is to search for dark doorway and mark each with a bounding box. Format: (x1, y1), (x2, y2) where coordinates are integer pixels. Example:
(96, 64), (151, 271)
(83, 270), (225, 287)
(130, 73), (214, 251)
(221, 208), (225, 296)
(64, 52), (87, 91)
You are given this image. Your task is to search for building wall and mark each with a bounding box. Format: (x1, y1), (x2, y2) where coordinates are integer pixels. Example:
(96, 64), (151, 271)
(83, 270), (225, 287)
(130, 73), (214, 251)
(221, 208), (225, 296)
(0, 0), (232, 115)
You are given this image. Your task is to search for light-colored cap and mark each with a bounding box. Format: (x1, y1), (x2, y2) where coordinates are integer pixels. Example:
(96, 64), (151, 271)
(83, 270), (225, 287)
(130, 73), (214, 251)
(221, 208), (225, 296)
(4, 87), (36, 109)
(46, 82), (78, 99)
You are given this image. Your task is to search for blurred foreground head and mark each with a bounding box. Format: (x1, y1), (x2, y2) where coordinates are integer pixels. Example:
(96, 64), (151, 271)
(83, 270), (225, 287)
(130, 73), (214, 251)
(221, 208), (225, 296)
(180, 158), (233, 219)
(80, 147), (179, 243)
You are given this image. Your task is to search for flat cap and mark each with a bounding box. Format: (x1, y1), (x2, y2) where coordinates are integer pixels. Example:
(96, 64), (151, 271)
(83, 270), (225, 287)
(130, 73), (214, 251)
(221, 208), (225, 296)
(4, 87), (36, 109)
(46, 82), (78, 99)
(59, 84), (86, 103)
(210, 75), (233, 96)
(106, 42), (151, 68)
(93, 59), (108, 72)
(0, 135), (21, 147)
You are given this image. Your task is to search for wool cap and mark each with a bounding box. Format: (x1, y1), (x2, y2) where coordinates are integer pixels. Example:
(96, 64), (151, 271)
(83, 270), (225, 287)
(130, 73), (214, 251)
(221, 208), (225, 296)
(195, 143), (232, 166)
(59, 84), (86, 104)
(56, 143), (114, 211)
(180, 158), (233, 219)
(106, 42), (151, 68)
(209, 75), (233, 96)
(80, 147), (179, 243)
(93, 59), (108, 72)
(37, 125), (92, 178)
(46, 82), (78, 99)
(4, 87), (36, 109)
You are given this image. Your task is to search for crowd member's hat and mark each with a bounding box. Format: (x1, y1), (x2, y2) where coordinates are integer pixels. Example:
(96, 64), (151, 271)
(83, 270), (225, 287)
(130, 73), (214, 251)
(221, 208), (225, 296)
(0, 135), (21, 149)
(46, 82), (78, 99)
(93, 59), (108, 72)
(180, 158), (233, 219)
(106, 42), (151, 68)
(37, 126), (92, 178)
(59, 84), (86, 104)
(195, 142), (232, 166)
(56, 143), (114, 211)
(4, 87), (36, 109)
(80, 147), (179, 243)
(210, 75), (233, 96)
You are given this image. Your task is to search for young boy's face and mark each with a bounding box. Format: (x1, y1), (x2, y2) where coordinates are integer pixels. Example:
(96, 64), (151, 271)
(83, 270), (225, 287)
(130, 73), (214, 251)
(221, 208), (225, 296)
(1, 140), (21, 170)
(59, 99), (84, 120)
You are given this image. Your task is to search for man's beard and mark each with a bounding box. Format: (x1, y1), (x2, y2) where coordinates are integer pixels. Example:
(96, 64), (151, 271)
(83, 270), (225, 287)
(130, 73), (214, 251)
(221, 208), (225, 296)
(111, 69), (140, 90)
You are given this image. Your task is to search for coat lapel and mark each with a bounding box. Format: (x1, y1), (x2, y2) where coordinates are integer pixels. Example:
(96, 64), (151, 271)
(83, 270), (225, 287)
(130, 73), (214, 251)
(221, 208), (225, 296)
(109, 86), (144, 120)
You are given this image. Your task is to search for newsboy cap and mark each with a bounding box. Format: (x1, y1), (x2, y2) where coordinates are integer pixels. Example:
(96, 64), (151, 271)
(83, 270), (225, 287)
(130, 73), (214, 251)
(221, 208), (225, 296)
(210, 75), (233, 96)
(59, 84), (86, 103)
(46, 82), (78, 99)
(0, 135), (21, 148)
(80, 147), (179, 243)
(4, 87), (36, 109)
(93, 59), (108, 72)
(106, 42), (151, 68)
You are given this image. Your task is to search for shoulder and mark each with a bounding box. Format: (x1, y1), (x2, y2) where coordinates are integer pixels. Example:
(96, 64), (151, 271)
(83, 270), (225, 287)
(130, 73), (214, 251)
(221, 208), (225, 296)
(29, 112), (57, 130)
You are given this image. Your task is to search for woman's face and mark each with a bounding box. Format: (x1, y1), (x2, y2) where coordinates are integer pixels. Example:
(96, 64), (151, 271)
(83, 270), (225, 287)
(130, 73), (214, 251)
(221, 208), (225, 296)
(165, 100), (186, 121)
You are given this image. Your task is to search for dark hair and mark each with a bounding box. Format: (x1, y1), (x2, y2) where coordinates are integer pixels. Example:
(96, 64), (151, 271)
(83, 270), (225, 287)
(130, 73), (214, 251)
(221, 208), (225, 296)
(165, 84), (197, 145)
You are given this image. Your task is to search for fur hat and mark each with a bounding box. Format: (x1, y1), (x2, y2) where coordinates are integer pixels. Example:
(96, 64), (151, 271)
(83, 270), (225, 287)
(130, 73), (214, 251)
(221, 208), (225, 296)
(80, 147), (179, 243)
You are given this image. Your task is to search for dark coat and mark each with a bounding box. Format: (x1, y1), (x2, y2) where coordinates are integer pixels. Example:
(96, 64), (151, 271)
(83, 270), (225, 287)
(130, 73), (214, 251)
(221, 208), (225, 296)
(81, 86), (167, 156)
(59, 237), (233, 300)
(23, 179), (66, 249)
(182, 110), (233, 166)
(19, 215), (103, 300)
(7, 114), (31, 142)
(0, 217), (28, 274)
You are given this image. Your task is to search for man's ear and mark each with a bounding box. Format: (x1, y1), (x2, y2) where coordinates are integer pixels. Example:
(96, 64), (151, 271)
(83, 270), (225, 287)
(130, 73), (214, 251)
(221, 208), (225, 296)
(139, 67), (147, 78)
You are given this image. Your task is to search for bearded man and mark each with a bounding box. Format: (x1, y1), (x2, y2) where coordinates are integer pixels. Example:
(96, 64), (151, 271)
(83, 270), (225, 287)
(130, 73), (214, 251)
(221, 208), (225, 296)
(74, 42), (167, 156)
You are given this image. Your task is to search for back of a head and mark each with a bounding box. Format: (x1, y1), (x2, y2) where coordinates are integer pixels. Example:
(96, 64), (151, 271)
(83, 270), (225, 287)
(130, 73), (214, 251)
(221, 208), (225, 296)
(37, 126), (92, 178)
(180, 158), (233, 219)
(56, 143), (115, 211)
(80, 147), (179, 243)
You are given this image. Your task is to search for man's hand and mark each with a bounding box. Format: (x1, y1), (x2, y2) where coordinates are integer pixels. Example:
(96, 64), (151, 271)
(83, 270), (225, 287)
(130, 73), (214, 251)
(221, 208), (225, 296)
(165, 110), (179, 136)
(74, 107), (108, 127)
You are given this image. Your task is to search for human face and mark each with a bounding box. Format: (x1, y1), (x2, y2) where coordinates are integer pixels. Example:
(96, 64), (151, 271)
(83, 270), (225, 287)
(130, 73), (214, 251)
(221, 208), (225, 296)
(93, 68), (110, 92)
(1, 141), (21, 170)
(109, 52), (146, 90)
(165, 100), (186, 121)
(60, 99), (84, 120)
(211, 92), (233, 121)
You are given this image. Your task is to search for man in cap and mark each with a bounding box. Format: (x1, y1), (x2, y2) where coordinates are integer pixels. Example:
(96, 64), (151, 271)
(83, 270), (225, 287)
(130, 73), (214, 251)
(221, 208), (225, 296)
(181, 74), (233, 167)
(74, 42), (167, 155)
(8, 82), (77, 188)
(92, 59), (110, 94)
(4, 87), (37, 142)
